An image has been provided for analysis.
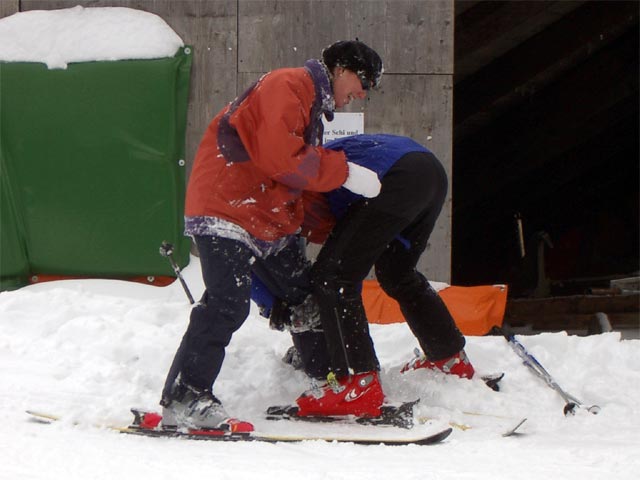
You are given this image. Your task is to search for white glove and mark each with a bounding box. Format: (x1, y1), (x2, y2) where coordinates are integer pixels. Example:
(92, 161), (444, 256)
(343, 162), (381, 198)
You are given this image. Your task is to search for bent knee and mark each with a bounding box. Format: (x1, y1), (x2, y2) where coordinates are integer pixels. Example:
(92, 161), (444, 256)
(377, 266), (425, 301)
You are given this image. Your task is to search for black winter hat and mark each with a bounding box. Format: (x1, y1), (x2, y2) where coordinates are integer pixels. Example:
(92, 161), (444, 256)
(322, 40), (383, 90)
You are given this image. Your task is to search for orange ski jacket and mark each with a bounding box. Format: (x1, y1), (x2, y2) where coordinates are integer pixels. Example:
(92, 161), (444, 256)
(185, 60), (348, 242)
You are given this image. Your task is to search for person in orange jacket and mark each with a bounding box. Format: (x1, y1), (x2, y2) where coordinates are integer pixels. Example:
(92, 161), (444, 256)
(160, 40), (384, 431)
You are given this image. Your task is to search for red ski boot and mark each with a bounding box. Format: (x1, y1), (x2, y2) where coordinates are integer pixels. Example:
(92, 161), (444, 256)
(401, 349), (475, 379)
(296, 371), (385, 418)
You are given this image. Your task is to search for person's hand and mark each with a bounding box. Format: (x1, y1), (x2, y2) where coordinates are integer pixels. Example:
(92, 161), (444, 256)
(343, 162), (381, 198)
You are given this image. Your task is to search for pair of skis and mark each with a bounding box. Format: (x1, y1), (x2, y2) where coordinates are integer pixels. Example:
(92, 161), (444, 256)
(26, 371), (525, 445)
(26, 403), (453, 446)
(27, 397), (530, 445)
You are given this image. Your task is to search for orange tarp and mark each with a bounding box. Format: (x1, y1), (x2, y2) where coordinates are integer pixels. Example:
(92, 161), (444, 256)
(362, 280), (508, 336)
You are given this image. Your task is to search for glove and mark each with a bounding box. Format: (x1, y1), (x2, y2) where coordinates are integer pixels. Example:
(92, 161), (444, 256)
(268, 298), (292, 331)
(343, 162), (381, 198)
(289, 294), (322, 333)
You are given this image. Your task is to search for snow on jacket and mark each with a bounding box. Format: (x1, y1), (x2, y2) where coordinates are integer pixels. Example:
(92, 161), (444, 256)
(301, 134), (431, 243)
(185, 59), (349, 243)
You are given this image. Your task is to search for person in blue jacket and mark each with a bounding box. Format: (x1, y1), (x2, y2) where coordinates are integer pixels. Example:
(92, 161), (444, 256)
(254, 134), (474, 419)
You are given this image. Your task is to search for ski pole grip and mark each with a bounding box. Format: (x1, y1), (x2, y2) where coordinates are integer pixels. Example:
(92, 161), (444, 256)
(160, 241), (181, 274)
(158, 241), (195, 305)
(159, 241), (174, 258)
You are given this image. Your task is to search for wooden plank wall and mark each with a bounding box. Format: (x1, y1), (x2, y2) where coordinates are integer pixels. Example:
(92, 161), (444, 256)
(3, 0), (454, 281)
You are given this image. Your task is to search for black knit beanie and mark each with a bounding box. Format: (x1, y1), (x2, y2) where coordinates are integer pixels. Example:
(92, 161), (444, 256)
(322, 40), (383, 89)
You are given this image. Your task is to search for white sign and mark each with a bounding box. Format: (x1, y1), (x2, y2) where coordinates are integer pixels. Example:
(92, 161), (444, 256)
(322, 112), (364, 143)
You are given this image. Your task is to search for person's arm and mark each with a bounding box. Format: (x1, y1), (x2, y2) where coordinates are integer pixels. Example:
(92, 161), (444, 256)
(300, 190), (336, 244)
(231, 71), (348, 192)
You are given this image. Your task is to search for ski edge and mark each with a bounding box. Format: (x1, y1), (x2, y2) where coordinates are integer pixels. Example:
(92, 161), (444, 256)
(119, 424), (453, 445)
(25, 410), (452, 446)
(26, 410), (59, 423)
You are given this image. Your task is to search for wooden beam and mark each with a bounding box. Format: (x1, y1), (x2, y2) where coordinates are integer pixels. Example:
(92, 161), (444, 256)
(455, 1), (585, 80)
(455, 1), (639, 139)
(454, 1), (481, 17)
(505, 311), (639, 334)
(507, 294), (640, 317)
(454, 27), (639, 212)
(505, 293), (640, 332)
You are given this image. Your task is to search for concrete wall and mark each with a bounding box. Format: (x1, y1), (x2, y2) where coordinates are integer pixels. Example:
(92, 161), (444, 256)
(3, 0), (454, 281)
(0, 0), (18, 17)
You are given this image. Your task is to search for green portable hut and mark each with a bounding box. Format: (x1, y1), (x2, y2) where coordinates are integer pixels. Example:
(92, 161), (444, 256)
(0, 6), (192, 291)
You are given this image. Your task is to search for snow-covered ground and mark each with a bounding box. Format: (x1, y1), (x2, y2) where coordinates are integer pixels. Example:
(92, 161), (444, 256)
(1, 257), (639, 480)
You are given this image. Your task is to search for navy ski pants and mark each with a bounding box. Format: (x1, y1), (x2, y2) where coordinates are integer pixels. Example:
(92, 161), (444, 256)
(161, 235), (310, 402)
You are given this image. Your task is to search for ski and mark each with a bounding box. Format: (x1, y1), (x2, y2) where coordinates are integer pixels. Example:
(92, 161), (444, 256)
(500, 326), (601, 415)
(265, 400), (417, 429)
(481, 372), (505, 391)
(26, 409), (452, 446)
(416, 411), (528, 434)
(502, 418), (527, 437)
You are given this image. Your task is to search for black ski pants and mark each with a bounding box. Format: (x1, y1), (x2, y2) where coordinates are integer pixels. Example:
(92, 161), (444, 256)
(161, 235), (310, 403)
(310, 151), (466, 377)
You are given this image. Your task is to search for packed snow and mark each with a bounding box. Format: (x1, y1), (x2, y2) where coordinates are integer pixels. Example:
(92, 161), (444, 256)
(0, 6), (183, 69)
(1, 257), (639, 480)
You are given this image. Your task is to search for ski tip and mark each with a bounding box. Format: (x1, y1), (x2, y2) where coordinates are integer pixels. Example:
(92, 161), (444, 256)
(587, 405), (601, 415)
(481, 372), (505, 392)
(226, 418), (255, 433)
(26, 410), (59, 423)
(502, 418), (527, 437)
(416, 427), (453, 445)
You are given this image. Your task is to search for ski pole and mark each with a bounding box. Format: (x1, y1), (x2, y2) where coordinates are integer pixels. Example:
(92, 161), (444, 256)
(501, 327), (600, 416)
(159, 241), (195, 305)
